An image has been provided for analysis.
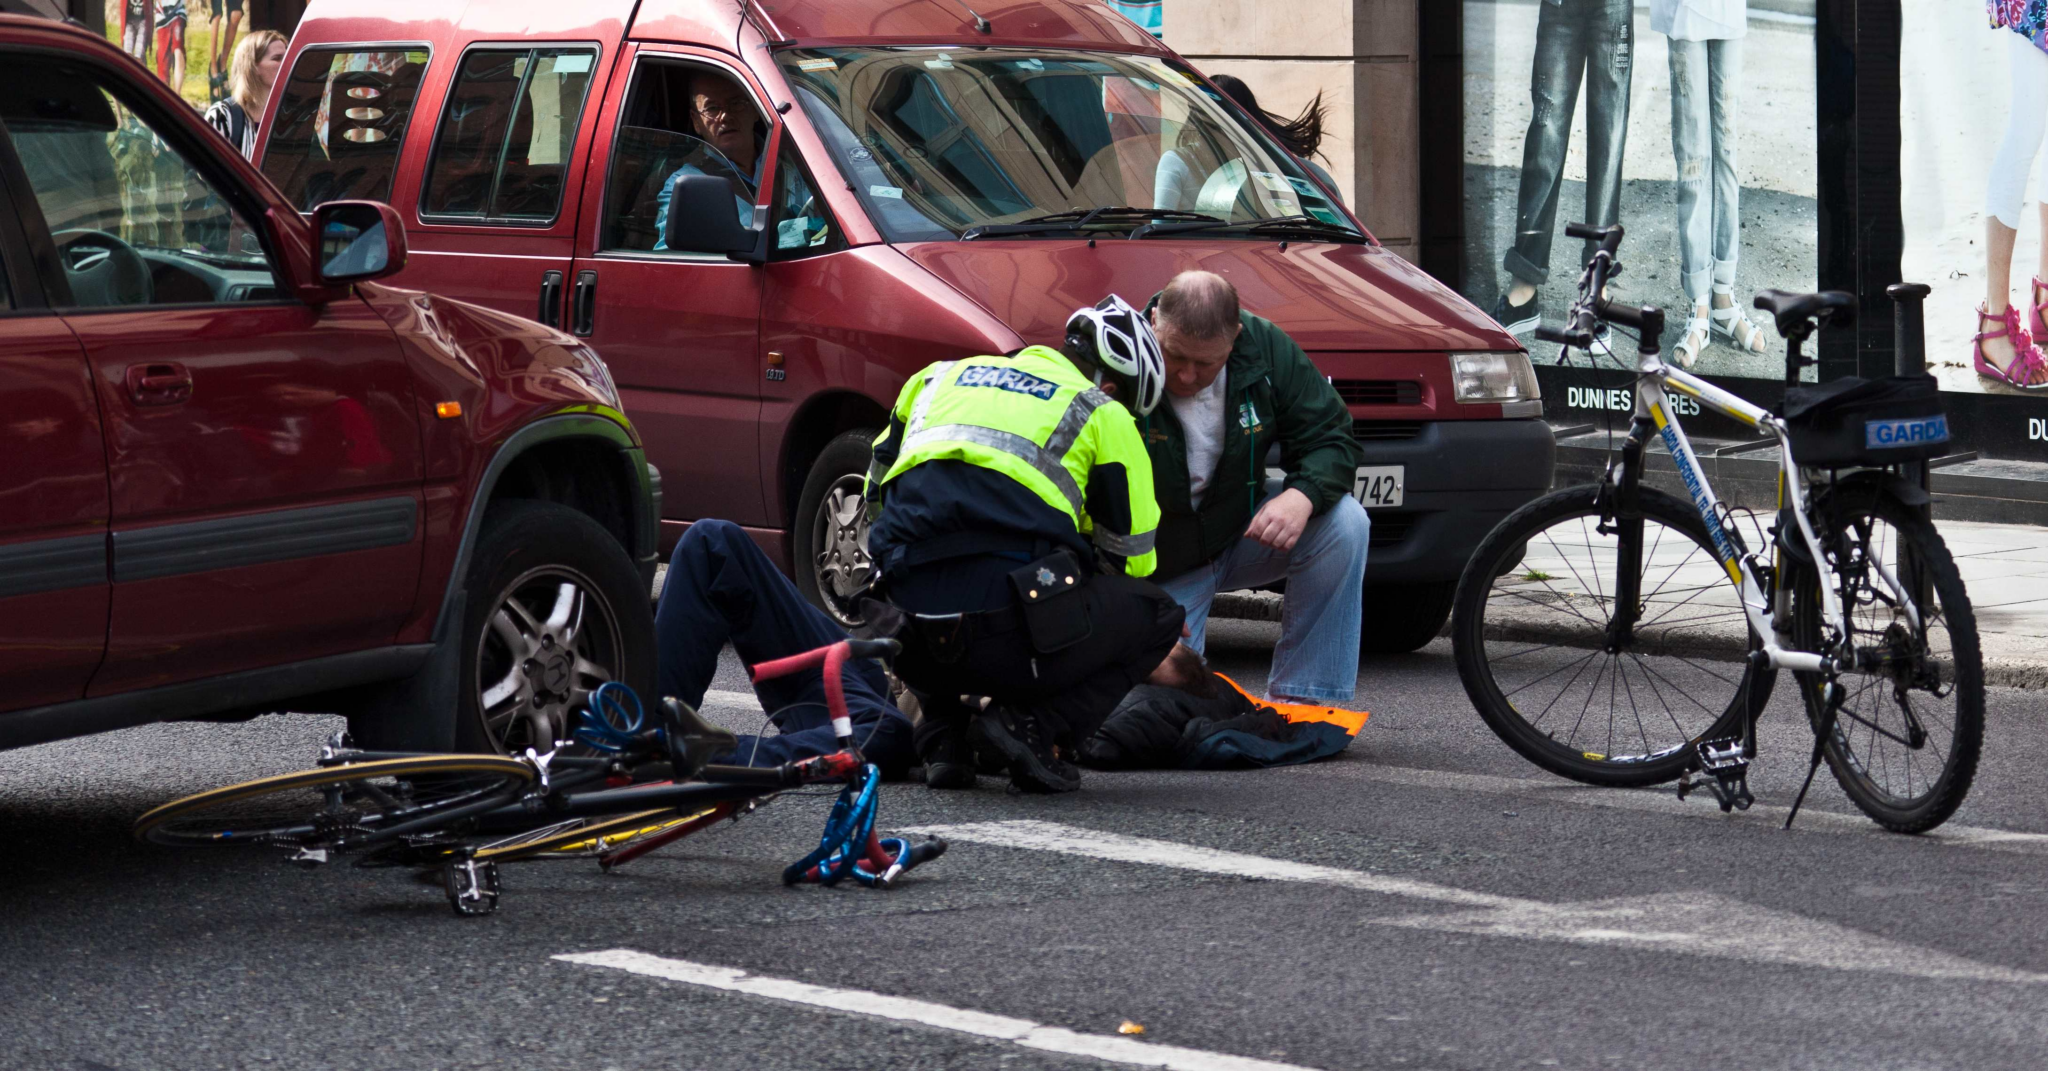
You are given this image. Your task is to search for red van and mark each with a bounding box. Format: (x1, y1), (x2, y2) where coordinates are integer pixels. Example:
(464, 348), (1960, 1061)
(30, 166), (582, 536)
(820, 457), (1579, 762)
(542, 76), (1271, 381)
(264, 0), (1552, 652)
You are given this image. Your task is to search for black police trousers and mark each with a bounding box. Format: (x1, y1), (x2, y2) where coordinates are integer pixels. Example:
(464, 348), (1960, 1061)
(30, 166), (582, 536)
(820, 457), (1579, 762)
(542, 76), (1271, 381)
(894, 569), (1185, 758)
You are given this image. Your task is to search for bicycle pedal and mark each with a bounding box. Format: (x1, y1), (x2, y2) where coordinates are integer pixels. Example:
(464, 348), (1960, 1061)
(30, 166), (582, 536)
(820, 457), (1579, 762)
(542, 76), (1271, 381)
(1694, 737), (1754, 813)
(442, 856), (501, 917)
(287, 847), (330, 868)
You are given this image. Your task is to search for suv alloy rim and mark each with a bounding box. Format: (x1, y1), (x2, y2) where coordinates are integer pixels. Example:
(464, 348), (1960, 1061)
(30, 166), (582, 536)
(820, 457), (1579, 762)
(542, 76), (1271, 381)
(813, 473), (873, 629)
(475, 564), (622, 753)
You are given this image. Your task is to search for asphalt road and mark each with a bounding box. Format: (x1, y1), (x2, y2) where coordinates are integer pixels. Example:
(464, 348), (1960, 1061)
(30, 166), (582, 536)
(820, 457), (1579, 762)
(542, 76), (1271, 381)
(6, 620), (2048, 1071)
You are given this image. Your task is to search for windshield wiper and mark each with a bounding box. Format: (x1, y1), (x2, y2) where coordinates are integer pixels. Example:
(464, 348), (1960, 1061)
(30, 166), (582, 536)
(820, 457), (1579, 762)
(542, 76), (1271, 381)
(960, 207), (1223, 241)
(1131, 214), (1366, 243)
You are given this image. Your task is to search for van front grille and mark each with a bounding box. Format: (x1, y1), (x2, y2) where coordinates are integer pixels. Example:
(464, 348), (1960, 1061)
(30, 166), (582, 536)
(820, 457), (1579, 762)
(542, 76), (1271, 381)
(1334, 379), (1423, 406)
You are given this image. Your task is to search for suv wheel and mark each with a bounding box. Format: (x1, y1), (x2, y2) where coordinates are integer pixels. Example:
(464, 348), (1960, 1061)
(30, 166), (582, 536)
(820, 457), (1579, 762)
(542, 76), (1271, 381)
(793, 430), (878, 629)
(1360, 581), (1457, 655)
(456, 501), (656, 754)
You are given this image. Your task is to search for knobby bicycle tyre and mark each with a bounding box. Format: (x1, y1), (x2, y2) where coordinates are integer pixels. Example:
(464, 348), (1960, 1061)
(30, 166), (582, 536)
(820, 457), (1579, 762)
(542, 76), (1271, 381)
(1452, 484), (1776, 787)
(134, 755), (537, 850)
(1792, 484), (1984, 833)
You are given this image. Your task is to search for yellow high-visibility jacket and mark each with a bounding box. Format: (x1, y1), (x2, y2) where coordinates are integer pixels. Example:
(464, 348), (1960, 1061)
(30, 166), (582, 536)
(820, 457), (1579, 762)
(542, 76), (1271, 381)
(866, 345), (1160, 578)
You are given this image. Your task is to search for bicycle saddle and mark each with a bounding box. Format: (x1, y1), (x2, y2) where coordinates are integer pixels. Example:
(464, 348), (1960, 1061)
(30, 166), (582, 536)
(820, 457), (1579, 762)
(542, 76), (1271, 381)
(1753, 289), (1855, 337)
(661, 697), (738, 780)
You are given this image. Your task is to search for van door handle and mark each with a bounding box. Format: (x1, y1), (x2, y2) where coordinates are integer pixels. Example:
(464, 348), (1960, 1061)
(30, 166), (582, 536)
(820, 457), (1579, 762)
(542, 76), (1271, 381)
(124, 361), (192, 406)
(538, 269), (564, 328)
(571, 270), (597, 337)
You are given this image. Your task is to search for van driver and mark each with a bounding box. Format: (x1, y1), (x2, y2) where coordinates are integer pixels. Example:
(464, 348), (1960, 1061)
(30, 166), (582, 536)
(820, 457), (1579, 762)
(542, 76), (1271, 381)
(652, 71), (764, 250)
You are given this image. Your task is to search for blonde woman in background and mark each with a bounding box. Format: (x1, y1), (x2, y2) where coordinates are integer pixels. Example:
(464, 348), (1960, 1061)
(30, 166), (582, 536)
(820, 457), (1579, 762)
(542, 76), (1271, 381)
(203, 29), (285, 159)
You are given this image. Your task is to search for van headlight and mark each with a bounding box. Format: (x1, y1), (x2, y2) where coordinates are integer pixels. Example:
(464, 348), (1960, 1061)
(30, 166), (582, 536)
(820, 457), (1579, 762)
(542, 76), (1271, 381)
(1449, 351), (1540, 403)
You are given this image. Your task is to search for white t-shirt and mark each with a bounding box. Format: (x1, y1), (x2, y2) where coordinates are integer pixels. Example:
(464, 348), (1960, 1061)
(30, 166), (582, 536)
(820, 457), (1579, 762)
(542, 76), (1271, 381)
(1650, 0), (1746, 40)
(1170, 368), (1229, 507)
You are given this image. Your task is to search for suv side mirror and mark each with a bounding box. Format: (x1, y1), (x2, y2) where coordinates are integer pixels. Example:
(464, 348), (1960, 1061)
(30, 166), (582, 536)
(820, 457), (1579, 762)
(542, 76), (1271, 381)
(662, 175), (761, 261)
(314, 201), (407, 284)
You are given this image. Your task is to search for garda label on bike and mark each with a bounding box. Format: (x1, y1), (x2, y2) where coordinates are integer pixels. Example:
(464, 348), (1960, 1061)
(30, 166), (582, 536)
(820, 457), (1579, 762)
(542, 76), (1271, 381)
(1865, 415), (1948, 451)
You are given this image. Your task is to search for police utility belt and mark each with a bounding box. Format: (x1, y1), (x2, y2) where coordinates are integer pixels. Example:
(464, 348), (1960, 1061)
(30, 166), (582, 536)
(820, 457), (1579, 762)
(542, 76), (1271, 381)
(895, 545), (1095, 665)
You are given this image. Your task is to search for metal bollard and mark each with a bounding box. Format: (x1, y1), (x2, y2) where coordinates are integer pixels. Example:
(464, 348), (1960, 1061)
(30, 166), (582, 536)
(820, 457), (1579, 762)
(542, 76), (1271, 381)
(1887, 283), (1934, 508)
(1887, 282), (1935, 604)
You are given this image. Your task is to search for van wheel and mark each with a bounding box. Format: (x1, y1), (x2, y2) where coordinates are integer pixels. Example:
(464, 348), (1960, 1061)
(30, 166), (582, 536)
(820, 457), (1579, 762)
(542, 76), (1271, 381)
(1360, 581), (1456, 655)
(794, 430), (878, 630)
(455, 501), (656, 755)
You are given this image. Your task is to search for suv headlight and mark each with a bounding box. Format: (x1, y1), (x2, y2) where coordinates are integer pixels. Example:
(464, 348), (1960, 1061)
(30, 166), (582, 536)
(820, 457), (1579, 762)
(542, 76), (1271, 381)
(1449, 351), (1540, 404)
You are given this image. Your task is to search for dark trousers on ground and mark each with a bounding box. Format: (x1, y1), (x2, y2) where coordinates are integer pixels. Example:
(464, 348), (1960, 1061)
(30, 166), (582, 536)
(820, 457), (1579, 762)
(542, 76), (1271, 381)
(654, 520), (914, 777)
(1504, 0), (1634, 286)
(894, 567), (1185, 760)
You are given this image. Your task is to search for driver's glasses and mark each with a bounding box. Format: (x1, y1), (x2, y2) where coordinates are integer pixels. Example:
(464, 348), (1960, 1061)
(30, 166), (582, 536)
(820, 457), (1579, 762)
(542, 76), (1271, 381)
(695, 95), (752, 121)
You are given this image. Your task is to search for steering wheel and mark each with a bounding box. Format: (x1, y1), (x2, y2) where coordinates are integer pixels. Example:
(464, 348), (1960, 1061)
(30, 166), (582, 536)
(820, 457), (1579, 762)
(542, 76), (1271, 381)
(52, 229), (153, 307)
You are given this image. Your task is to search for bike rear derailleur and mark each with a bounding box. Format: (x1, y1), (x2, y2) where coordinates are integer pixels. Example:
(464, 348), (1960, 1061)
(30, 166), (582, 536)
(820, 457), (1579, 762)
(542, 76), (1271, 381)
(1676, 737), (1754, 813)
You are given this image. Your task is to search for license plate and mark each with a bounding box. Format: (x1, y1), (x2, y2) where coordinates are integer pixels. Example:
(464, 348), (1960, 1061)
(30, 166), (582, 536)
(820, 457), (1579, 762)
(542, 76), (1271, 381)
(1354, 466), (1404, 508)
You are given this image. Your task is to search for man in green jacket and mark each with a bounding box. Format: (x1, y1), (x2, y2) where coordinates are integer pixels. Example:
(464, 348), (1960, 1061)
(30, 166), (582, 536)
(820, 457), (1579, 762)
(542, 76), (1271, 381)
(1142, 271), (1369, 704)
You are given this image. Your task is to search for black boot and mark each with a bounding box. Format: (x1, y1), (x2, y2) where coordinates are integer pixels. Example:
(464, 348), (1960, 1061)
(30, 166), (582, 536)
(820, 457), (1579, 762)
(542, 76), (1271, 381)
(973, 706), (1080, 793)
(913, 709), (978, 790)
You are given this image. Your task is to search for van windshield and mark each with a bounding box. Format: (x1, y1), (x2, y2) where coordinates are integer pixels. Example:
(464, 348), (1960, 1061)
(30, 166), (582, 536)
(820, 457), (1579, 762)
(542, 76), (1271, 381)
(777, 48), (1363, 243)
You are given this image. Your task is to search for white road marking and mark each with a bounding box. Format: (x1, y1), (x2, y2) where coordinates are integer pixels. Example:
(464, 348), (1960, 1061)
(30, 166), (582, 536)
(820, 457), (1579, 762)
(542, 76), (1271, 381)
(1326, 763), (2048, 854)
(556, 949), (1320, 1071)
(697, 684), (2048, 853)
(910, 821), (2048, 985)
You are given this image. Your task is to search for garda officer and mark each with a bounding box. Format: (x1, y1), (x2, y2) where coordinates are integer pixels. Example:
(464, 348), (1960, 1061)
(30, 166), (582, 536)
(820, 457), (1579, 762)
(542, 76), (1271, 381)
(865, 296), (1195, 793)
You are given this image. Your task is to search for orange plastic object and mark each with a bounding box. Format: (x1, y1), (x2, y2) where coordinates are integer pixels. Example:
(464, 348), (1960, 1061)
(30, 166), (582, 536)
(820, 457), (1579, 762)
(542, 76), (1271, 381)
(1214, 673), (1368, 737)
(435, 401), (462, 419)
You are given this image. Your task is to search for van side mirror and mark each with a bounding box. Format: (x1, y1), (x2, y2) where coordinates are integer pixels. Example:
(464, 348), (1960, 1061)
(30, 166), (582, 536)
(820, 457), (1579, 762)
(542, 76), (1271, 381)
(662, 175), (760, 261)
(313, 200), (407, 284)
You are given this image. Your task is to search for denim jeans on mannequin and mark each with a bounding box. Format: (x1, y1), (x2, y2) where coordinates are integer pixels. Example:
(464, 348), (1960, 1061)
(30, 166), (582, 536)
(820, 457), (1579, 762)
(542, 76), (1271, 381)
(1668, 35), (1742, 305)
(1154, 496), (1370, 704)
(1503, 0), (1635, 287)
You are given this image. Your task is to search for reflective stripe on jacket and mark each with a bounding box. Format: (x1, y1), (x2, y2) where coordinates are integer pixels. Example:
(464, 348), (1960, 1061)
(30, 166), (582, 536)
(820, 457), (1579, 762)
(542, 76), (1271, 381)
(867, 346), (1161, 577)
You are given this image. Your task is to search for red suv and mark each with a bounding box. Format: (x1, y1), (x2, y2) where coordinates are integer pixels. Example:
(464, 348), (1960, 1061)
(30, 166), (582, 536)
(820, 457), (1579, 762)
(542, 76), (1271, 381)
(0, 18), (659, 756)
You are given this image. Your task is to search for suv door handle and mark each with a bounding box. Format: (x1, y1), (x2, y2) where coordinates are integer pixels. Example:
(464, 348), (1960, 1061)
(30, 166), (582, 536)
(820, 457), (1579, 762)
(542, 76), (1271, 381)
(570, 270), (597, 337)
(538, 269), (564, 329)
(124, 361), (192, 406)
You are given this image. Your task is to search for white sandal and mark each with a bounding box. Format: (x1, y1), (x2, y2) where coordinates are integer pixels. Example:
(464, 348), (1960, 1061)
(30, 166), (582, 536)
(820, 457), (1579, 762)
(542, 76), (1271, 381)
(1673, 308), (1710, 369)
(1710, 302), (1768, 354)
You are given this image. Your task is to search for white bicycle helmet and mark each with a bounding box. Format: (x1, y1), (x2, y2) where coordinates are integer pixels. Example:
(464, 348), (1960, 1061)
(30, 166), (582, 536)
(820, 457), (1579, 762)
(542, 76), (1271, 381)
(1065, 294), (1165, 416)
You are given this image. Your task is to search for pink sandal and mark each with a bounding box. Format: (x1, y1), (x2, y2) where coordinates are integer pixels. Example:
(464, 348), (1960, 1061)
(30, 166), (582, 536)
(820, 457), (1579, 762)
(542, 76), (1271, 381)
(1975, 303), (2048, 390)
(2031, 277), (2048, 342)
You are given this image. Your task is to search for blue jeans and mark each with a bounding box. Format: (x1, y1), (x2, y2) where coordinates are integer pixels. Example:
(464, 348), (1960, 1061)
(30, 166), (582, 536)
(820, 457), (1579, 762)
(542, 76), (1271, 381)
(1504, 0), (1635, 286)
(1155, 496), (1370, 704)
(1667, 36), (1742, 305)
(654, 520), (914, 776)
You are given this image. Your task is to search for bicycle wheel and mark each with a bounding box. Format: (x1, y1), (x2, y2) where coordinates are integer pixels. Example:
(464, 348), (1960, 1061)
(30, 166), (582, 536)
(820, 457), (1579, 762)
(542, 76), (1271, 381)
(1793, 484), (1983, 832)
(1452, 484), (1775, 786)
(134, 755), (536, 850)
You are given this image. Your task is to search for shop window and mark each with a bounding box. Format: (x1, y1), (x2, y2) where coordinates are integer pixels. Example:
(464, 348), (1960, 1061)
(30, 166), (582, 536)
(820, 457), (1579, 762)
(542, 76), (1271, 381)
(261, 47), (431, 212)
(420, 47), (596, 223)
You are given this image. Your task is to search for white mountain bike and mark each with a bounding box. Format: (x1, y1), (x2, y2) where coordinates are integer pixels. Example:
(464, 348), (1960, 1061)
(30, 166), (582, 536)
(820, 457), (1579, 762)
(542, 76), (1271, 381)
(1451, 223), (1982, 833)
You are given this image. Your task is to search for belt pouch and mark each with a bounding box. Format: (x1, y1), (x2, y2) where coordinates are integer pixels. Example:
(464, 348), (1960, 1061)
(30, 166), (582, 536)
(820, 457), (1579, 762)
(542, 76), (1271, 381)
(1007, 550), (1092, 654)
(911, 613), (969, 665)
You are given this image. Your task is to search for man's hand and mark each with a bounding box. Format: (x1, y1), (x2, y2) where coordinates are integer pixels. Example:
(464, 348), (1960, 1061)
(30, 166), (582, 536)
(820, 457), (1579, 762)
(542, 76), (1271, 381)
(1245, 487), (1314, 551)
